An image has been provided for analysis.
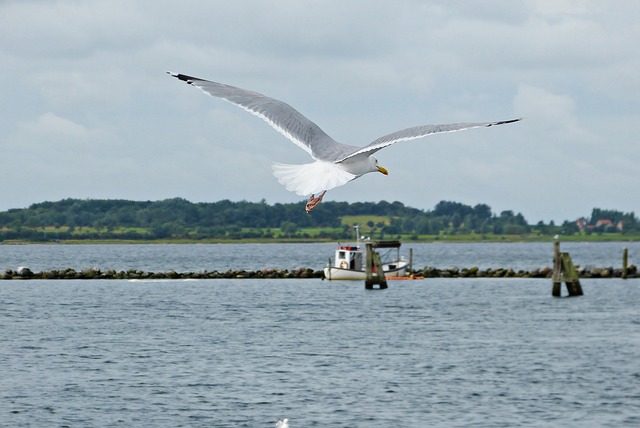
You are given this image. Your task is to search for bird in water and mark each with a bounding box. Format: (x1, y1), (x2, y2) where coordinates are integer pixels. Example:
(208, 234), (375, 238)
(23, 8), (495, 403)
(274, 418), (289, 428)
(168, 72), (521, 213)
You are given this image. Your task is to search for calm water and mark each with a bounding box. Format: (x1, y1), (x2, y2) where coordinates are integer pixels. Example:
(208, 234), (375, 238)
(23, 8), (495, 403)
(1, 278), (639, 427)
(1, 241), (638, 273)
(1, 243), (639, 426)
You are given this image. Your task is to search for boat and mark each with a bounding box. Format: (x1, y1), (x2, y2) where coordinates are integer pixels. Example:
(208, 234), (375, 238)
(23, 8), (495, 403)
(323, 226), (410, 280)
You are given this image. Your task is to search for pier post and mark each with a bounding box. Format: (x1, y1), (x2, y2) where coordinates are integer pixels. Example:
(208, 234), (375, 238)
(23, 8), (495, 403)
(365, 242), (387, 289)
(552, 240), (562, 296)
(409, 248), (413, 276)
(622, 247), (628, 280)
(552, 239), (584, 297)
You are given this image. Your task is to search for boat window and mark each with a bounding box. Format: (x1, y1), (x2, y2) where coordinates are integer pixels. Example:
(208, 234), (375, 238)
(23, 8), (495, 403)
(338, 251), (346, 259)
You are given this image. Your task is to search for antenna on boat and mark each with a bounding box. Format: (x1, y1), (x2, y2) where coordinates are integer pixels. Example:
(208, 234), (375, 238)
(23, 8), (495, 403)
(354, 225), (360, 244)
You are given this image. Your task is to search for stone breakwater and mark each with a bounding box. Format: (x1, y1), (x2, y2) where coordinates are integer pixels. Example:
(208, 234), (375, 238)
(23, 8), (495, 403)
(1, 267), (323, 280)
(2, 265), (638, 280)
(418, 265), (638, 279)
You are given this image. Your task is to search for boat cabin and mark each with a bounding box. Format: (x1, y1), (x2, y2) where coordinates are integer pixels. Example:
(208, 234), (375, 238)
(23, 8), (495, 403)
(333, 240), (404, 271)
(335, 245), (363, 271)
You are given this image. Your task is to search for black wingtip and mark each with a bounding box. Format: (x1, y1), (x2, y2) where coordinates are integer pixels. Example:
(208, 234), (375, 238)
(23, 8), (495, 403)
(166, 71), (205, 84)
(487, 117), (524, 127)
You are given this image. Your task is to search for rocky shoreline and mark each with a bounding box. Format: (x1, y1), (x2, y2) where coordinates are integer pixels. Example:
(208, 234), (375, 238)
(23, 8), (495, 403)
(2, 264), (638, 280)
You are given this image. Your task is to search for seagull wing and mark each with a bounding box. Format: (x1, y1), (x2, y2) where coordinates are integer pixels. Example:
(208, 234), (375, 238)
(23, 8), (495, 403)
(336, 118), (522, 162)
(168, 72), (356, 161)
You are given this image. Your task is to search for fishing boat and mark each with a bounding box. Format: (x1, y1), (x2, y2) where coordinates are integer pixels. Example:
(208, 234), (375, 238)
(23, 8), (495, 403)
(323, 226), (409, 280)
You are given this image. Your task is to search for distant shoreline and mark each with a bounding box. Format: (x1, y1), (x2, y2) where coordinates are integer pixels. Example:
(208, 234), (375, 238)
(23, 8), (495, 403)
(2, 234), (640, 245)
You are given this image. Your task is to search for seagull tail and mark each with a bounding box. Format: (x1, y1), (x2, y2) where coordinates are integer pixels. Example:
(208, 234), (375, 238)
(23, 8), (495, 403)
(272, 162), (355, 196)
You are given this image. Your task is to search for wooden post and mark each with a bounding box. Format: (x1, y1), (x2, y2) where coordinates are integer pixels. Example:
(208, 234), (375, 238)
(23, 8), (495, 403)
(365, 242), (373, 288)
(622, 247), (628, 280)
(561, 252), (583, 296)
(365, 242), (387, 289)
(373, 251), (387, 289)
(409, 248), (413, 276)
(552, 239), (584, 297)
(552, 239), (562, 297)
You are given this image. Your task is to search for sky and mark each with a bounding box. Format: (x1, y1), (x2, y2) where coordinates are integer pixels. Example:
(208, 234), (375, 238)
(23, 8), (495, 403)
(1, 0), (639, 223)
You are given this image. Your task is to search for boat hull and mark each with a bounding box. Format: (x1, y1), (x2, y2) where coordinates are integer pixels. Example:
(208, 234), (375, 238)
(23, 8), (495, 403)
(323, 261), (408, 281)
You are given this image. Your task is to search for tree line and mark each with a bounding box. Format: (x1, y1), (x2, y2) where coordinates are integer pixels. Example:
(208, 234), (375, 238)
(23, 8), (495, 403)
(0, 197), (638, 241)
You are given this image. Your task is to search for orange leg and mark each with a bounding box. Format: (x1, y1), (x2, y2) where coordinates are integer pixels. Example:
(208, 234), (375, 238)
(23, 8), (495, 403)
(305, 190), (327, 213)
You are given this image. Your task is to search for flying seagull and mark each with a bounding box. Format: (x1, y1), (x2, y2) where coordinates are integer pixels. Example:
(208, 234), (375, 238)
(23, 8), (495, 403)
(168, 72), (521, 213)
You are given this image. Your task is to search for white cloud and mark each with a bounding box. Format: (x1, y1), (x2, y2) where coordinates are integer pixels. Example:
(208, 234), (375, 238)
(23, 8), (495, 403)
(19, 112), (92, 140)
(0, 0), (152, 58)
(28, 69), (133, 109)
(513, 84), (596, 146)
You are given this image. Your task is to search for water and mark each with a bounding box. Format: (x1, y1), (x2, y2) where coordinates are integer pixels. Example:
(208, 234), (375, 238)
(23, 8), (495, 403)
(1, 244), (639, 426)
(2, 241), (639, 273)
(2, 278), (639, 427)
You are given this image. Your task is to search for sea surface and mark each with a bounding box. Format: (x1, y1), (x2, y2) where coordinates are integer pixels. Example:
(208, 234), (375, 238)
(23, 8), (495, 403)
(1, 243), (639, 427)
(1, 241), (639, 273)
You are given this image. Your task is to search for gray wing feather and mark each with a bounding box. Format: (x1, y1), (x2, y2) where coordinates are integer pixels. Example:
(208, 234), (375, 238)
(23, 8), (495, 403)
(168, 72), (355, 161)
(168, 73), (521, 164)
(337, 118), (522, 162)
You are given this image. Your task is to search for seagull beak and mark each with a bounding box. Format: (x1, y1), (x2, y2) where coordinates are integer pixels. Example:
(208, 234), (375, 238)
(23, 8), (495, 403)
(376, 165), (388, 175)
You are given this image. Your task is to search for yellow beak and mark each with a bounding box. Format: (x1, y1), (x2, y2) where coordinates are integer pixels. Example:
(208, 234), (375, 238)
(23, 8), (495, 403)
(377, 165), (388, 175)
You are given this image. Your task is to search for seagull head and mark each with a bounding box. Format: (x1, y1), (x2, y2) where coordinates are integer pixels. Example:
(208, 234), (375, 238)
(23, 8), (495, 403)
(372, 157), (388, 175)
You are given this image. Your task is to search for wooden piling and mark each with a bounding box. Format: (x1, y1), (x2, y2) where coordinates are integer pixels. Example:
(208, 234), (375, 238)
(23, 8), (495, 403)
(622, 247), (628, 280)
(552, 239), (584, 297)
(552, 240), (562, 297)
(365, 242), (387, 289)
(409, 248), (413, 276)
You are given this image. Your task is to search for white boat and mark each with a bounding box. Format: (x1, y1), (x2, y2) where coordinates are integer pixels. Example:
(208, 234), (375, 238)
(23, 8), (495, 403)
(323, 229), (409, 280)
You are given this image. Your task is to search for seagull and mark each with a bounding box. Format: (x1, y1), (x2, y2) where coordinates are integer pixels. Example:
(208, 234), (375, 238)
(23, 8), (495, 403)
(274, 418), (289, 428)
(168, 72), (521, 213)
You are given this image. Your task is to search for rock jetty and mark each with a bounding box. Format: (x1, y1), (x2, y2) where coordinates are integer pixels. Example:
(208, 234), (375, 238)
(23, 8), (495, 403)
(1, 267), (323, 280)
(1, 265), (637, 280)
(416, 265), (638, 279)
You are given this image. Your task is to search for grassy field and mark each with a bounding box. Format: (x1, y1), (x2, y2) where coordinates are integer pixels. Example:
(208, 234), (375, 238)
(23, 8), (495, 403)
(340, 215), (391, 226)
(3, 223), (640, 244)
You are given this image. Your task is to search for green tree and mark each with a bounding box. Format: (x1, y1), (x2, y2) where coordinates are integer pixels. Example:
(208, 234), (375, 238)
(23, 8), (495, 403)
(280, 221), (298, 238)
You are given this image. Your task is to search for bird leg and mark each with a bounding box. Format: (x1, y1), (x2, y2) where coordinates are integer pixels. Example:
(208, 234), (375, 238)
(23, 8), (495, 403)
(305, 191), (327, 213)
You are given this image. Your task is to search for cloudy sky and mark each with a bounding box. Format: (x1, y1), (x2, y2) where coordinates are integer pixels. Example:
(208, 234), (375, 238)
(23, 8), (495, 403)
(2, 0), (638, 223)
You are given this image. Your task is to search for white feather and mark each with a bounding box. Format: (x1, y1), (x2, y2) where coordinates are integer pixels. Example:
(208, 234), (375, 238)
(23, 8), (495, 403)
(272, 161), (355, 196)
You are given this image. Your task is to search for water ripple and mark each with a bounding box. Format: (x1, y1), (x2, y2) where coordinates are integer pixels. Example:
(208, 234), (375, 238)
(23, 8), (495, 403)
(1, 278), (639, 426)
